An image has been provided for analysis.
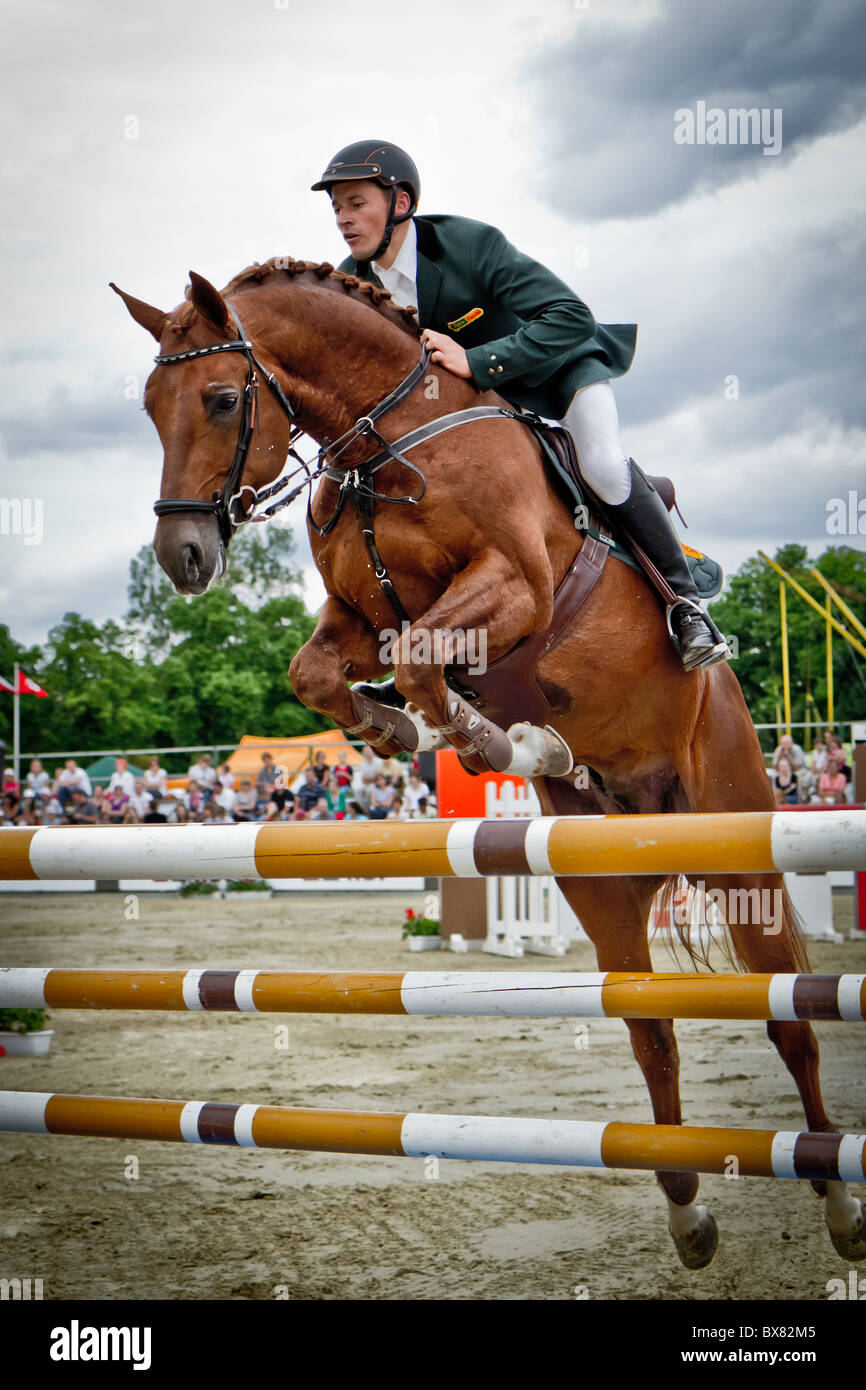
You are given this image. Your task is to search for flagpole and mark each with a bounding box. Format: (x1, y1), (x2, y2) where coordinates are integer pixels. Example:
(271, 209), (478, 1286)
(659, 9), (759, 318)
(13, 662), (20, 784)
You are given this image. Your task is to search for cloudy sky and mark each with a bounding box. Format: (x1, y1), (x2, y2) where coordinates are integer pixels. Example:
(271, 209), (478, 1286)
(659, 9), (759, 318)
(1, 0), (864, 650)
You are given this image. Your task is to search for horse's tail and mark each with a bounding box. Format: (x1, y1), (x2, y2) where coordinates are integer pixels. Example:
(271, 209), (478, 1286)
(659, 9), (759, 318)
(650, 872), (812, 974)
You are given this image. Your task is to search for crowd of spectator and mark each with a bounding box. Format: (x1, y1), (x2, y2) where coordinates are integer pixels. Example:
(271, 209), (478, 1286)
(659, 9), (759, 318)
(769, 730), (857, 806)
(0, 748), (437, 827)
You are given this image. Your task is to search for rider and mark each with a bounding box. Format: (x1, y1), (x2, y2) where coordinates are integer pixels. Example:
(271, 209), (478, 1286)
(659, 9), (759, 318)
(311, 140), (730, 671)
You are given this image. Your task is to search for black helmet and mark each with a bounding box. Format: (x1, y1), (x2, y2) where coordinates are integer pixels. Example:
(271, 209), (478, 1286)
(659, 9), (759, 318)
(311, 139), (420, 259)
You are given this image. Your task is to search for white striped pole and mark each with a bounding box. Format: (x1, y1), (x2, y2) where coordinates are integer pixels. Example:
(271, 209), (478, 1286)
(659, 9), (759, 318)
(1, 810), (864, 881)
(1, 1092), (864, 1183)
(2, 968), (864, 1022)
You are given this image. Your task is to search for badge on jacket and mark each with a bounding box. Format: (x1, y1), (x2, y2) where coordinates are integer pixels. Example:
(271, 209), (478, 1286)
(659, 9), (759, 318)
(447, 307), (484, 332)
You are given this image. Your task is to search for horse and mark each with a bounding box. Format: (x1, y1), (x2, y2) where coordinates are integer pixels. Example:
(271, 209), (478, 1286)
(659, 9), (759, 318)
(112, 257), (865, 1269)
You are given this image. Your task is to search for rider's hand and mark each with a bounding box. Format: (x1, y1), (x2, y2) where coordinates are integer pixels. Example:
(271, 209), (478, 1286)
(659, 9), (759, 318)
(421, 329), (473, 380)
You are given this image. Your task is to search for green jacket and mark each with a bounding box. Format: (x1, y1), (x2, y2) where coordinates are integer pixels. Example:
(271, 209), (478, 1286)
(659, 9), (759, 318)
(338, 213), (637, 419)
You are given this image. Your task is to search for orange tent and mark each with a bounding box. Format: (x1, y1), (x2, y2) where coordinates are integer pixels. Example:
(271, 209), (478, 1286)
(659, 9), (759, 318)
(225, 731), (365, 780)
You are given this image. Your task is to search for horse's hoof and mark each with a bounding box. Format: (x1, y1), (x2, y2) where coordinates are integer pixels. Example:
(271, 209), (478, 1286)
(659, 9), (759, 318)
(671, 1212), (719, 1270)
(504, 722), (573, 778)
(828, 1199), (866, 1262)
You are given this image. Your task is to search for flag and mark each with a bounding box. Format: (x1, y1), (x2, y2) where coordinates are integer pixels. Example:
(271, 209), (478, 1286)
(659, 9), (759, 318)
(16, 670), (48, 698)
(0, 674), (13, 693)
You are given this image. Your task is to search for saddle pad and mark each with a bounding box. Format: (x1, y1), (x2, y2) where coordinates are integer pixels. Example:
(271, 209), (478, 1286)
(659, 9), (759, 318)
(535, 431), (723, 601)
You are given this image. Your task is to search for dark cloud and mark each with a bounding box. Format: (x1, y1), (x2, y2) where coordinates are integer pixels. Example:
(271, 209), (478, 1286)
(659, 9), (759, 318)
(617, 210), (866, 434)
(526, 0), (866, 218)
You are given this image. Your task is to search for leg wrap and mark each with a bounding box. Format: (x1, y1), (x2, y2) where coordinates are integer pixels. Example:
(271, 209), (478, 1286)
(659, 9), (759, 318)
(346, 690), (421, 752)
(440, 694), (514, 772)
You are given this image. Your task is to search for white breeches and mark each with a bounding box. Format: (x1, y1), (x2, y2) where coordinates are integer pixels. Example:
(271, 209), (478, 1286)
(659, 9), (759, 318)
(560, 379), (631, 505)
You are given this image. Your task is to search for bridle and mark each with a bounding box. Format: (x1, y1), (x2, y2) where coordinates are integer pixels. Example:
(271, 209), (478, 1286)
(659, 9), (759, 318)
(152, 304), (298, 546)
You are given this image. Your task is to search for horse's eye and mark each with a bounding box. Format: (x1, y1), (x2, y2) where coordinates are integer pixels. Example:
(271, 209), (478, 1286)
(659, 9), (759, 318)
(214, 395), (238, 412)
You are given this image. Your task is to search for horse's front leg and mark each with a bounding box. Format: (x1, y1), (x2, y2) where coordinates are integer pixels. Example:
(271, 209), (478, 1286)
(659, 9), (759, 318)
(289, 597), (422, 753)
(393, 551), (573, 778)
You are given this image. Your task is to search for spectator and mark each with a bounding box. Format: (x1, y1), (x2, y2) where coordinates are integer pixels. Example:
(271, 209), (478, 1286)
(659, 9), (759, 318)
(380, 754), (405, 783)
(818, 758), (847, 804)
(202, 800), (232, 824)
(142, 802), (168, 824)
(312, 749), (331, 784)
(55, 759), (92, 810)
(108, 757), (136, 798)
(256, 752), (278, 804)
(310, 795), (334, 821)
(25, 758), (51, 803)
(187, 753), (217, 801)
(186, 780), (205, 817)
(343, 799), (368, 821)
(233, 778), (258, 821)
(294, 769), (323, 818)
(368, 773), (394, 820)
(402, 770), (431, 815)
(772, 755), (801, 806)
(772, 734), (805, 771)
(413, 795), (438, 819)
(69, 787), (99, 825)
(173, 803), (192, 824)
(809, 740), (828, 776)
(215, 766), (237, 818)
(106, 784), (130, 823)
(333, 750), (354, 791)
(355, 747), (383, 802)
(387, 795), (409, 821)
(130, 779), (152, 818)
(796, 764), (817, 804)
(143, 755), (168, 798)
(825, 737), (851, 784)
(121, 805), (140, 824)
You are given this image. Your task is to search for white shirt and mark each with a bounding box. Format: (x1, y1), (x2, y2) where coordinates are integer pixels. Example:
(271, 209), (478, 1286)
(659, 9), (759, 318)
(108, 769), (136, 797)
(372, 221), (418, 313)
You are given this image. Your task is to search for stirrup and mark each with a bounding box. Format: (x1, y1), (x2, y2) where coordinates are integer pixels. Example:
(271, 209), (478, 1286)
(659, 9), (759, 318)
(666, 599), (732, 672)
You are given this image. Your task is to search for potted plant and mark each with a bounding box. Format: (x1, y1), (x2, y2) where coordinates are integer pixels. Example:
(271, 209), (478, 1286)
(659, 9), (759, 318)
(401, 908), (441, 951)
(0, 1008), (54, 1057)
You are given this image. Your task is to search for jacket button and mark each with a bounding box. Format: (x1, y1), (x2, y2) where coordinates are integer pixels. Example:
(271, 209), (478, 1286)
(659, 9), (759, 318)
(488, 369), (495, 376)
(497, 365), (503, 373)
(490, 354), (497, 361)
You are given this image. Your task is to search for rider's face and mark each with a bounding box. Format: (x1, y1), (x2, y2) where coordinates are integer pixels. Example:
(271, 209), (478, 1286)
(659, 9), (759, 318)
(331, 180), (390, 260)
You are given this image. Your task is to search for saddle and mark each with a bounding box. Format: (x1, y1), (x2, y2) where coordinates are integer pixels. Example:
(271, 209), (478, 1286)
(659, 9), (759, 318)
(446, 421), (724, 730)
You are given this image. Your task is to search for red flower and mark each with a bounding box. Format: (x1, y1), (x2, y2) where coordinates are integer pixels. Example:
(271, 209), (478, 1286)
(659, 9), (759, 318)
(405, 908), (415, 919)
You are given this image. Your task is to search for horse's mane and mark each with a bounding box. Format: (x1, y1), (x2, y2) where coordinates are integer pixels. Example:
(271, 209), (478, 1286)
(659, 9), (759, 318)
(220, 257), (421, 339)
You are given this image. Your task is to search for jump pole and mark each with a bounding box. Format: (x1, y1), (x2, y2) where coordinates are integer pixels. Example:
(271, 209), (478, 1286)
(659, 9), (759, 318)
(2, 968), (864, 1022)
(2, 1092), (864, 1183)
(1, 810), (864, 880)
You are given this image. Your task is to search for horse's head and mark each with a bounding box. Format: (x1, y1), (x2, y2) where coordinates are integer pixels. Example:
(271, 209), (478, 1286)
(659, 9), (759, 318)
(112, 273), (294, 594)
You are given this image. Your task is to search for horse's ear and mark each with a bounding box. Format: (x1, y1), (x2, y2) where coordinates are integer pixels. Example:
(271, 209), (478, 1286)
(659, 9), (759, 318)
(187, 271), (230, 333)
(109, 283), (166, 341)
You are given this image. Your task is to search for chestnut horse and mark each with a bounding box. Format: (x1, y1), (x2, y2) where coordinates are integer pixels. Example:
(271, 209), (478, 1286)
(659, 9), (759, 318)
(112, 258), (864, 1269)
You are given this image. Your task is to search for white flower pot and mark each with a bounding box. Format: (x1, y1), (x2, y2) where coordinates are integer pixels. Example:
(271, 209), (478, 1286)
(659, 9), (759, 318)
(0, 1029), (54, 1056)
(407, 936), (441, 951)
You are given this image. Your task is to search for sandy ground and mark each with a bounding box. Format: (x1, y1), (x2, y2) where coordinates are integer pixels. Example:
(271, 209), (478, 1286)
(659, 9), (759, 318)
(0, 889), (863, 1303)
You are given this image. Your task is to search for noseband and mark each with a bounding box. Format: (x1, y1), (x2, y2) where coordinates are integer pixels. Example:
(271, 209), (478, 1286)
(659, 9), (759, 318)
(151, 305), (297, 546)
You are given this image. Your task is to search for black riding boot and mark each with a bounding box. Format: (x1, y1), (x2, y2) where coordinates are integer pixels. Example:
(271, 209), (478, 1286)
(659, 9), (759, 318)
(606, 460), (731, 671)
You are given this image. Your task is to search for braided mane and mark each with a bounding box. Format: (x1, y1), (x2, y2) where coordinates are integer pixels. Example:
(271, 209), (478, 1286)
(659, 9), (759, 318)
(220, 257), (421, 339)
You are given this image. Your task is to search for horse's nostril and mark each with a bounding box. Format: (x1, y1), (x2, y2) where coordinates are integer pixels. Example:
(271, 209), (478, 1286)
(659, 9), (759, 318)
(183, 543), (202, 582)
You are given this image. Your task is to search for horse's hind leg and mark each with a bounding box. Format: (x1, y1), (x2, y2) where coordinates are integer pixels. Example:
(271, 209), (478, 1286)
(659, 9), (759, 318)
(555, 869), (720, 1269)
(685, 670), (864, 1260)
(699, 870), (866, 1262)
